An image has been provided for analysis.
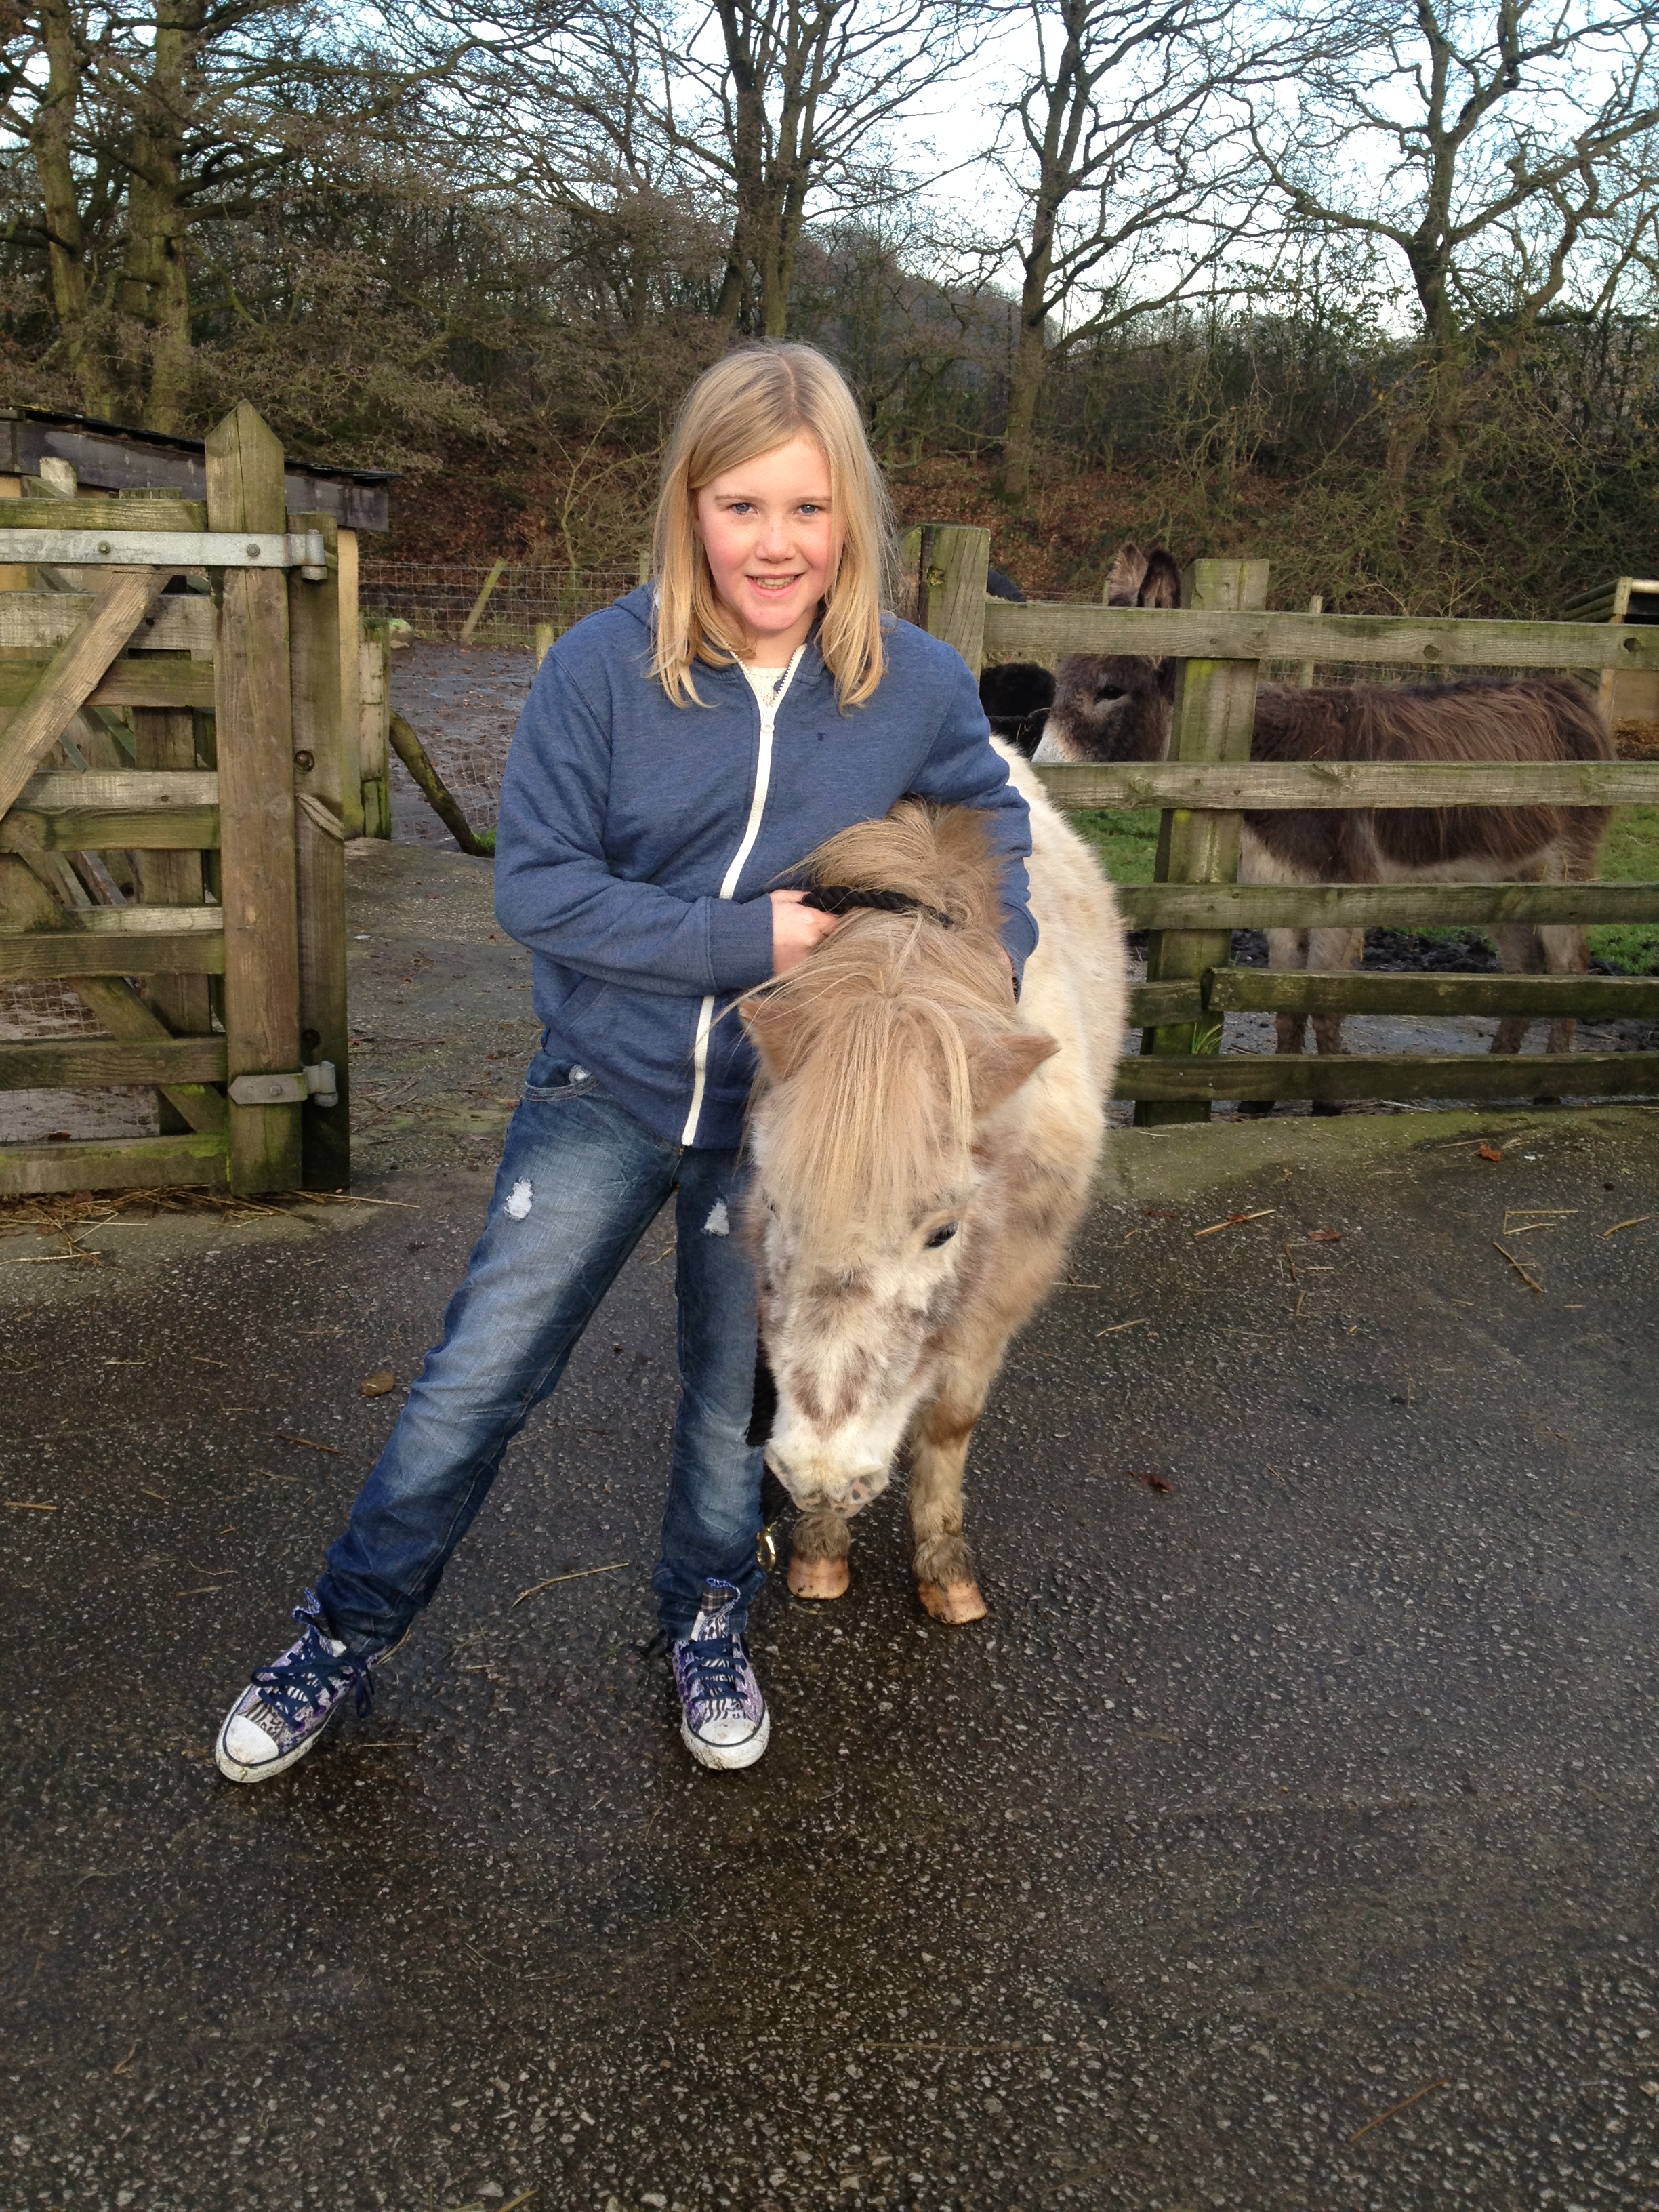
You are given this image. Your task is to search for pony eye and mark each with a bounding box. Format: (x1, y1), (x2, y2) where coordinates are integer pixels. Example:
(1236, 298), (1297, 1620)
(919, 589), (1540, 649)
(1097, 684), (1126, 703)
(925, 1223), (958, 1249)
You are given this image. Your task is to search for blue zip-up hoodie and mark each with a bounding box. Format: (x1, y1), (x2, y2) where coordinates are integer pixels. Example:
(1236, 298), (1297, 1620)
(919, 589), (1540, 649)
(493, 585), (1036, 1151)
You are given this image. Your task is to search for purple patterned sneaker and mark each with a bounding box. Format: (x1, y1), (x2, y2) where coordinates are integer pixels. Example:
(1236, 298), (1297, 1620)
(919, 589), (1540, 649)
(673, 1580), (771, 1771)
(214, 1592), (378, 1783)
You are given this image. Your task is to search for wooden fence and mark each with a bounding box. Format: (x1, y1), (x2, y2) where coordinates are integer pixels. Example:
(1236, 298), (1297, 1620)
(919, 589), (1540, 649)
(0, 403), (352, 1196)
(905, 524), (1659, 1124)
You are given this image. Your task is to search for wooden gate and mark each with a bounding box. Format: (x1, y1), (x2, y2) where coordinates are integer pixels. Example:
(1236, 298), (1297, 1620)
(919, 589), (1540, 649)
(911, 525), (1659, 1122)
(0, 403), (351, 1195)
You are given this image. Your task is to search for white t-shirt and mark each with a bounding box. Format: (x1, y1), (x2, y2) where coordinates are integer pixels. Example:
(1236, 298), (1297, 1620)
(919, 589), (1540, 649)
(741, 661), (792, 705)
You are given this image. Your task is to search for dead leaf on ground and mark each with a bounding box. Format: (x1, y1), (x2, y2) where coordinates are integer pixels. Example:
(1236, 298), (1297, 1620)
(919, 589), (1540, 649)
(1307, 1229), (1342, 1244)
(1141, 1206), (1178, 1220)
(360, 1370), (396, 1398)
(1477, 1143), (1504, 1162)
(1127, 1470), (1173, 1494)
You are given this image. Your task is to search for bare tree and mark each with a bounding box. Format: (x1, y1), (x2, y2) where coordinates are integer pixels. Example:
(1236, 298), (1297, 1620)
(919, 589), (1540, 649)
(987, 0), (1285, 495)
(1249, 0), (1659, 495)
(0, 0), (456, 429)
(457, 0), (989, 338)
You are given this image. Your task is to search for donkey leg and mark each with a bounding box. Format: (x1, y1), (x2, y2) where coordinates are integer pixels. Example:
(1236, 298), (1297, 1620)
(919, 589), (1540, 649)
(1271, 928), (1310, 1059)
(1492, 922), (1544, 1055)
(1238, 930), (1307, 1118)
(787, 1510), (851, 1602)
(1307, 927), (1361, 1115)
(909, 1389), (988, 1625)
(1540, 924), (1588, 1057)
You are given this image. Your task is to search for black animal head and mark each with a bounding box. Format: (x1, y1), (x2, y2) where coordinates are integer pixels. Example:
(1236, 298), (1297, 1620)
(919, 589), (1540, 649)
(978, 661), (1054, 757)
(1034, 542), (1181, 765)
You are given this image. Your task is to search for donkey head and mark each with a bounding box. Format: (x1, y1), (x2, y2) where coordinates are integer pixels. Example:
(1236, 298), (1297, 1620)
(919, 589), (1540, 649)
(1032, 543), (1181, 766)
(739, 808), (1055, 1521)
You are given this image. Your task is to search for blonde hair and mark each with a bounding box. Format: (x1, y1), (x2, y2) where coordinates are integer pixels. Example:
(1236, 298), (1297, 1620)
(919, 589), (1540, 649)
(649, 343), (895, 710)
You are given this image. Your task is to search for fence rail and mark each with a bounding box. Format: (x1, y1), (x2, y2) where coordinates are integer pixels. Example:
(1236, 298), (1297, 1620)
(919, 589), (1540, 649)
(912, 527), (1659, 1120)
(1034, 759), (1659, 809)
(983, 600), (1659, 672)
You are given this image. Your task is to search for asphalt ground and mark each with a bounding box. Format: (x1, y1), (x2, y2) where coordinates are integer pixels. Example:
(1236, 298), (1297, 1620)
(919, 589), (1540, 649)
(4, 843), (1659, 2212)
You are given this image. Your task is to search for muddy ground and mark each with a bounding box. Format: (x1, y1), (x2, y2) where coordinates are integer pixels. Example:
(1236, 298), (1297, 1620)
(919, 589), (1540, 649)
(4, 836), (1658, 2212)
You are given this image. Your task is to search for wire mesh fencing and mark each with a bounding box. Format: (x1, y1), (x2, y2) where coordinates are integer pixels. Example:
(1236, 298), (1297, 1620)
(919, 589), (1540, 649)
(359, 563), (638, 646)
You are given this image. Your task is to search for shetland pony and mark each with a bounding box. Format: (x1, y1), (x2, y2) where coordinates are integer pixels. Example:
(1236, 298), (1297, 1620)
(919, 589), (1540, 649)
(741, 745), (1126, 1622)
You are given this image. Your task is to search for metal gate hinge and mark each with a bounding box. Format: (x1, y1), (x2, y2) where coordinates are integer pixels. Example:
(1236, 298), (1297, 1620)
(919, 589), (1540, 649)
(228, 1062), (337, 1108)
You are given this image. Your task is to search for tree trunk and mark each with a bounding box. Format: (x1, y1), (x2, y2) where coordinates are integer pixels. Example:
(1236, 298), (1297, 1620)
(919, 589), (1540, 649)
(714, 0), (768, 334)
(34, 0), (117, 417)
(121, 0), (201, 432)
(1000, 241), (1054, 498)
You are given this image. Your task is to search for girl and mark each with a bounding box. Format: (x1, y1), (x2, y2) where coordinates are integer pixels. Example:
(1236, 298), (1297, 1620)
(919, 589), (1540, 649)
(216, 342), (1036, 1782)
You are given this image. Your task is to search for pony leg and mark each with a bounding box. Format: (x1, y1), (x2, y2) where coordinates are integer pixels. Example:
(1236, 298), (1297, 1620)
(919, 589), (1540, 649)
(787, 1510), (851, 1602)
(908, 1388), (988, 1624)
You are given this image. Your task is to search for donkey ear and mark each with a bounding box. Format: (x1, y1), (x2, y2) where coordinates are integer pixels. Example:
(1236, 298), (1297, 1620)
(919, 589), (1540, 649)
(967, 1029), (1059, 1113)
(1103, 543), (1150, 607)
(741, 994), (805, 1080)
(1138, 550), (1182, 609)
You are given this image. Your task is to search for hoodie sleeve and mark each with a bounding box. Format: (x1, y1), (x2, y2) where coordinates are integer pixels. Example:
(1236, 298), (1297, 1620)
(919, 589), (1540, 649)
(492, 650), (776, 998)
(906, 647), (1039, 985)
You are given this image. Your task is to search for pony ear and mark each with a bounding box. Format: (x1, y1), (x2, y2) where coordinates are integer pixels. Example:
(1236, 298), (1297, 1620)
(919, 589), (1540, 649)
(1138, 550), (1182, 609)
(1104, 543), (1149, 607)
(967, 1029), (1059, 1113)
(741, 994), (805, 1079)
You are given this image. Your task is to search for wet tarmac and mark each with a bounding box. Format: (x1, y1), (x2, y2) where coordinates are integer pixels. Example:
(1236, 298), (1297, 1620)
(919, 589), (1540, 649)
(5, 845), (1659, 2212)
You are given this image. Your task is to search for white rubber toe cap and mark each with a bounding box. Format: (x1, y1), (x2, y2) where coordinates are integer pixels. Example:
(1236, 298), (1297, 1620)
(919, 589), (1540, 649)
(214, 1699), (323, 1784)
(220, 1712), (281, 1770)
(682, 1706), (771, 1771)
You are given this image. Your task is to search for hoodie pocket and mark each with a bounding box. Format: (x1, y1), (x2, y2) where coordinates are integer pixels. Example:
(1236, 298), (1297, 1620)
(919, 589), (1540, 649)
(523, 1048), (601, 1104)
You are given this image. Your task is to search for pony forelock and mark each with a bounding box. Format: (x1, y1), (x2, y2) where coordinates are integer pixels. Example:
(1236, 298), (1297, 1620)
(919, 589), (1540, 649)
(746, 803), (1021, 1240)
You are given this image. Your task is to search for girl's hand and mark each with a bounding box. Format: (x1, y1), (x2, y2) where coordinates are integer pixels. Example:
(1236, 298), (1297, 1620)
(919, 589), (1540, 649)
(769, 889), (840, 974)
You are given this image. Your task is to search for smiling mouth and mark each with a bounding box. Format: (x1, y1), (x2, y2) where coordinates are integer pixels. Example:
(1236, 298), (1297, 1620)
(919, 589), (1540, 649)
(747, 573), (802, 594)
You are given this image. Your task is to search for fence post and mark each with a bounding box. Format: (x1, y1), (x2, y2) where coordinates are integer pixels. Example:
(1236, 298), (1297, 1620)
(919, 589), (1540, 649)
(206, 401), (304, 1192)
(335, 525), (365, 837)
(288, 509), (351, 1189)
(359, 618), (392, 837)
(916, 525), (991, 671)
(1134, 558), (1270, 1129)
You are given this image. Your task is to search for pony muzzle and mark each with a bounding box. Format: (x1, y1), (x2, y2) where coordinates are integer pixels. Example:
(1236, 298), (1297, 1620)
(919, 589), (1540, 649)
(763, 1441), (893, 1519)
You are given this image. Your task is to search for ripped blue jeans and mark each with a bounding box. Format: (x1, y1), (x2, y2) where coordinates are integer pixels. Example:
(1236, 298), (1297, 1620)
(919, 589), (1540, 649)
(315, 1054), (764, 1650)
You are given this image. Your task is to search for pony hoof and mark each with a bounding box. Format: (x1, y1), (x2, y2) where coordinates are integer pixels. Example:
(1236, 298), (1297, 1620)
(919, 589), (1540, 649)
(787, 1553), (850, 1601)
(917, 1578), (987, 1624)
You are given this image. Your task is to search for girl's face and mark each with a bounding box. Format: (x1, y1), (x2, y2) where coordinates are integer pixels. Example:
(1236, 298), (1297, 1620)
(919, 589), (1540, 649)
(694, 434), (838, 661)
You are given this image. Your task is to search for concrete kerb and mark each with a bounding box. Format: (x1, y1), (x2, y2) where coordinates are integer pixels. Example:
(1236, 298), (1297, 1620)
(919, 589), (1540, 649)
(1097, 1099), (1659, 1207)
(5, 1107), (1654, 1275)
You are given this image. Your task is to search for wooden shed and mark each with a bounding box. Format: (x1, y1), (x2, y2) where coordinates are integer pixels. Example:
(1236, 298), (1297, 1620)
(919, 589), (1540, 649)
(1561, 576), (1659, 755)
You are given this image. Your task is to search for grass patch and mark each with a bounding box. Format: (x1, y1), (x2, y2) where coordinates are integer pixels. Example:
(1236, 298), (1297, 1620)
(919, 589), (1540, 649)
(1068, 804), (1659, 972)
(1592, 805), (1659, 973)
(1072, 808), (1160, 883)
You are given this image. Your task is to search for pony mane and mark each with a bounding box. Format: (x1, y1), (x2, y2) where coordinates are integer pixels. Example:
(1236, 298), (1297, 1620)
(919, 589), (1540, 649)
(748, 804), (1019, 1236)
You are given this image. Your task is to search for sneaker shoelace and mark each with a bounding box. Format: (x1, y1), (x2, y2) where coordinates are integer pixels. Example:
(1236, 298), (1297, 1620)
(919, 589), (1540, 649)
(682, 1619), (745, 1714)
(252, 1591), (375, 1725)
